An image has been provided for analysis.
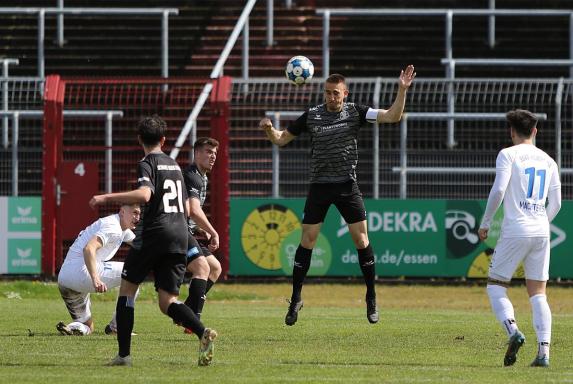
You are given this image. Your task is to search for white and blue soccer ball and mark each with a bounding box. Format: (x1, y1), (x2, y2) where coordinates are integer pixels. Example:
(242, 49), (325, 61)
(285, 56), (314, 85)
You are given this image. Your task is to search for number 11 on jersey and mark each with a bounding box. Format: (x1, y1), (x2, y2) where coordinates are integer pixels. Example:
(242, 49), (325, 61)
(524, 167), (546, 199)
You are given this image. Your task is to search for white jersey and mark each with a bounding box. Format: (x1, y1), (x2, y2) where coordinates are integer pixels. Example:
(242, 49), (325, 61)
(486, 144), (560, 238)
(62, 214), (135, 265)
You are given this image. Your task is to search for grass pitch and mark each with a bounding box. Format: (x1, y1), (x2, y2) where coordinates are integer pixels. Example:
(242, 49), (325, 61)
(1, 281), (573, 383)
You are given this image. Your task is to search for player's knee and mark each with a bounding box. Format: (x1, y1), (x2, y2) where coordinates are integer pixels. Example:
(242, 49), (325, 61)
(208, 257), (222, 280)
(188, 257), (210, 279)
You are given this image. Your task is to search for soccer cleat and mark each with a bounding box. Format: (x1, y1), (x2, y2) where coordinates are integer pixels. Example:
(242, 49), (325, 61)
(530, 355), (549, 367)
(504, 330), (525, 366)
(106, 354), (132, 367)
(104, 324), (115, 335)
(366, 297), (379, 324)
(56, 321), (83, 336)
(285, 300), (303, 326)
(184, 328), (194, 335)
(198, 328), (217, 366)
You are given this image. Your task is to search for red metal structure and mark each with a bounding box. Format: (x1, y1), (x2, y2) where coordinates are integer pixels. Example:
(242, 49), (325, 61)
(41, 77), (231, 278)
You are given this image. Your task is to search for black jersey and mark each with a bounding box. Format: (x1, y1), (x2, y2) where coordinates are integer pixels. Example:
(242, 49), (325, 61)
(287, 102), (369, 183)
(183, 163), (208, 232)
(137, 152), (188, 254)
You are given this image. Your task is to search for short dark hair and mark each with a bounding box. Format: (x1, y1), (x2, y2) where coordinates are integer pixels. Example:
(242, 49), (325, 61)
(326, 73), (346, 86)
(506, 109), (538, 138)
(193, 137), (219, 152)
(137, 115), (166, 146)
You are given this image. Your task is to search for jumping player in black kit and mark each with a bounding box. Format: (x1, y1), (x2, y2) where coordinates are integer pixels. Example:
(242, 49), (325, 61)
(260, 66), (416, 325)
(90, 116), (217, 366)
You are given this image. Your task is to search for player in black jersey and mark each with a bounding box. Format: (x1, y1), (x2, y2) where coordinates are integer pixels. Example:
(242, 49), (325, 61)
(260, 66), (416, 325)
(182, 137), (222, 329)
(89, 116), (217, 366)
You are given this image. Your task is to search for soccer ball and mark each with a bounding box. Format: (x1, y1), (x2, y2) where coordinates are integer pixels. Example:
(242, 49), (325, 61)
(285, 56), (314, 85)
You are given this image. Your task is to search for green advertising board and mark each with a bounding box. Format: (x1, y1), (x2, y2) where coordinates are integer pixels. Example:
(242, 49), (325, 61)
(230, 198), (572, 279)
(0, 197), (42, 274)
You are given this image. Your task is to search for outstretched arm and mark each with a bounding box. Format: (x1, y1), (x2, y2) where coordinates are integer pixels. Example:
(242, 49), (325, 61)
(377, 65), (416, 123)
(260, 118), (296, 147)
(89, 187), (151, 208)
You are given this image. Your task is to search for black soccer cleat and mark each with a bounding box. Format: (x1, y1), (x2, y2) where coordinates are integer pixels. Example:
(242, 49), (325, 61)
(285, 300), (303, 326)
(504, 330), (525, 367)
(366, 297), (379, 324)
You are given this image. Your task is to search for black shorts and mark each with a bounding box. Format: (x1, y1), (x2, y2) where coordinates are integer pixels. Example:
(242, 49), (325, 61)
(303, 180), (366, 225)
(186, 232), (211, 264)
(122, 246), (187, 295)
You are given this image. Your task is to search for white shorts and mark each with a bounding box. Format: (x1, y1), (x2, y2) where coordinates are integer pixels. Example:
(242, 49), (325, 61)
(57, 261), (123, 323)
(488, 237), (550, 282)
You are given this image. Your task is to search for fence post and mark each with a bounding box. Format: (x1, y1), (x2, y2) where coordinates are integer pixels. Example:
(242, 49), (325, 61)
(399, 117), (408, 199)
(372, 77), (381, 199)
(42, 75), (65, 277)
(267, 0), (274, 46)
(555, 78), (564, 172)
(11, 113), (19, 196)
(38, 9), (45, 79)
(272, 113), (280, 198)
(323, 10), (330, 77)
(210, 76), (232, 279)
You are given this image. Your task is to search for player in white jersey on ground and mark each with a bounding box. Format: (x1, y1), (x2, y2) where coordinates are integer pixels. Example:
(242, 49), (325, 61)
(478, 109), (561, 367)
(56, 204), (141, 335)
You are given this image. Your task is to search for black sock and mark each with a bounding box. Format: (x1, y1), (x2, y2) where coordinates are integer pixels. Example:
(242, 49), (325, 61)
(184, 278), (207, 318)
(291, 245), (312, 303)
(358, 244), (376, 300)
(205, 279), (215, 295)
(167, 302), (205, 338)
(116, 296), (135, 358)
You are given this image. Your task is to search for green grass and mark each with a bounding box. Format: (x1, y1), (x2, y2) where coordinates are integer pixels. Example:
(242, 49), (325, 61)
(1, 281), (573, 383)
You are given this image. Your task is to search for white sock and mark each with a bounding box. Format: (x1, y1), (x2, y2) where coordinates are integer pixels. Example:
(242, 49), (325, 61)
(538, 342), (550, 359)
(530, 294), (551, 357)
(68, 321), (91, 335)
(487, 284), (518, 337)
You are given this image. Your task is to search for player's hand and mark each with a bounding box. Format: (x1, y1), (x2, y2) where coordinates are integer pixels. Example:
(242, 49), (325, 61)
(93, 277), (108, 293)
(478, 227), (488, 241)
(208, 233), (219, 252)
(259, 118), (273, 132)
(196, 227), (211, 241)
(399, 65), (416, 89)
(89, 195), (106, 209)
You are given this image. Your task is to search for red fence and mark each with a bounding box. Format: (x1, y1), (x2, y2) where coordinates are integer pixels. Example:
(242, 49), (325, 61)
(42, 76), (231, 277)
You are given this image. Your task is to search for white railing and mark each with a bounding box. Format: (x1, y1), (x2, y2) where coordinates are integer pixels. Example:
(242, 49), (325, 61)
(0, 110), (122, 196)
(170, 0), (258, 160)
(0, 7), (178, 79)
(315, 8), (572, 149)
(391, 112), (549, 199)
(1, 59), (20, 149)
(316, 8), (573, 79)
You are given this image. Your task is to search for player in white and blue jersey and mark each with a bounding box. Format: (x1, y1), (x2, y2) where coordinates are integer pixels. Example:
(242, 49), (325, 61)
(478, 109), (562, 367)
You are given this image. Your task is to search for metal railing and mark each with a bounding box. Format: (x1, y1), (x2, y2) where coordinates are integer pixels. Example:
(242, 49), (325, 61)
(315, 8), (573, 150)
(1, 59), (21, 149)
(0, 110), (122, 196)
(170, 0), (258, 160)
(391, 112), (549, 199)
(0, 7), (178, 79)
(259, 89), (571, 200)
(316, 8), (573, 79)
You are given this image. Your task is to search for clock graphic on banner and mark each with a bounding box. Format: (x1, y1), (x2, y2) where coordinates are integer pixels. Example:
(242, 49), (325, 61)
(241, 204), (301, 270)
